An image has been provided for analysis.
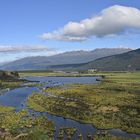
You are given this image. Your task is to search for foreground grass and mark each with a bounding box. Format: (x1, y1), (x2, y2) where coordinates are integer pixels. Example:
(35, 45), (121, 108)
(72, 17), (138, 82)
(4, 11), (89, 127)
(27, 72), (140, 134)
(0, 106), (55, 140)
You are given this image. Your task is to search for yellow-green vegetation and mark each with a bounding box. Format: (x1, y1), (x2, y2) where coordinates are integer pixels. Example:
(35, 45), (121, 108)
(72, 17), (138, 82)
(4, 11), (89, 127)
(0, 77), (26, 91)
(93, 134), (140, 140)
(0, 106), (55, 140)
(0, 106), (15, 113)
(57, 127), (76, 139)
(0, 80), (25, 91)
(27, 72), (140, 134)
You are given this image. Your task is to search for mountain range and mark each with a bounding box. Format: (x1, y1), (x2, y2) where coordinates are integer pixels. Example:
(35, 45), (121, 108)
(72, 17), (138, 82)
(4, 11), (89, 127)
(78, 48), (140, 71)
(49, 48), (140, 71)
(0, 48), (131, 70)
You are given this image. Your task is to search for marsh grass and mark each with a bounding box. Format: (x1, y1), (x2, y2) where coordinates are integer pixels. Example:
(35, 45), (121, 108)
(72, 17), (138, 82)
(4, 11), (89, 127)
(0, 107), (55, 140)
(0, 78), (27, 91)
(27, 72), (140, 134)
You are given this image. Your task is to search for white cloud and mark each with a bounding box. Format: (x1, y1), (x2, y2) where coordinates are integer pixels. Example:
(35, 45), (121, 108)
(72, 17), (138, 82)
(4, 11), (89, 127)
(0, 45), (50, 53)
(0, 45), (57, 63)
(40, 5), (140, 42)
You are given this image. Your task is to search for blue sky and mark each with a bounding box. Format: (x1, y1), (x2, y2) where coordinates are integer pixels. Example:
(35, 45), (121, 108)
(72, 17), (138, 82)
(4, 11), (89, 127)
(0, 0), (140, 63)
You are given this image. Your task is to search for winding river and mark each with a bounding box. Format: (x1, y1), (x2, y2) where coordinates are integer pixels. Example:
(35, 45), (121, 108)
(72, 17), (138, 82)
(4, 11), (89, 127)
(0, 76), (139, 140)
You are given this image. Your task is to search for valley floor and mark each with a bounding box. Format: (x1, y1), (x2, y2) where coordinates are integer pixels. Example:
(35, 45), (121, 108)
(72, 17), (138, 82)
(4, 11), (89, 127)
(0, 72), (140, 140)
(27, 72), (140, 135)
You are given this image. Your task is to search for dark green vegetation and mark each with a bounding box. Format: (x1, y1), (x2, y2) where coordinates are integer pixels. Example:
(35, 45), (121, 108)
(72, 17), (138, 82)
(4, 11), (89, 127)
(0, 48), (131, 70)
(0, 70), (19, 79)
(0, 70), (26, 90)
(27, 72), (140, 134)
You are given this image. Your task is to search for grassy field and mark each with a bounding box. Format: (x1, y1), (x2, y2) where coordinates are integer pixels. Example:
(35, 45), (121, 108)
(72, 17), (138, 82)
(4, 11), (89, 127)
(19, 70), (111, 77)
(19, 70), (140, 77)
(27, 72), (140, 135)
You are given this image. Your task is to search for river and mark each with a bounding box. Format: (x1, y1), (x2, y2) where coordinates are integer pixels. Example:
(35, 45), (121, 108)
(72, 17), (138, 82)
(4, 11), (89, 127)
(0, 76), (139, 140)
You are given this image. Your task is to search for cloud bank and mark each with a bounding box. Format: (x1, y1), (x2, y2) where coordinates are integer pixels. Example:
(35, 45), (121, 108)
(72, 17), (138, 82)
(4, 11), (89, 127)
(0, 45), (51, 53)
(40, 5), (140, 42)
(0, 45), (57, 63)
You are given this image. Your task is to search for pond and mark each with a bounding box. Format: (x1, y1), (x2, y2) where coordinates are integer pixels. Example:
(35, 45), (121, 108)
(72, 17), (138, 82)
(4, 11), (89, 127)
(0, 76), (139, 140)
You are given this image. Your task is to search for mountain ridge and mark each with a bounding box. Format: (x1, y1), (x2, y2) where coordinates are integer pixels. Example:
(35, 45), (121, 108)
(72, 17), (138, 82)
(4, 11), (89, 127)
(49, 48), (140, 71)
(0, 48), (132, 70)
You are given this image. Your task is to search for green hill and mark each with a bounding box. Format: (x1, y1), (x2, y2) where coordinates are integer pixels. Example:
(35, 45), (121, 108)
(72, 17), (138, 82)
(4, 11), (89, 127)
(48, 48), (140, 72)
(80, 48), (140, 71)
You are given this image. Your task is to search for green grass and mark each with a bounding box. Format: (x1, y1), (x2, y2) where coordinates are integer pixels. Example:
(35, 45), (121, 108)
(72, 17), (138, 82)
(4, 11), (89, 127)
(0, 108), (55, 140)
(27, 72), (140, 134)
(0, 77), (28, 91)
(19, 70), (107, 77)
(0, 106), (15, 113)
(0, 81), (24, 91)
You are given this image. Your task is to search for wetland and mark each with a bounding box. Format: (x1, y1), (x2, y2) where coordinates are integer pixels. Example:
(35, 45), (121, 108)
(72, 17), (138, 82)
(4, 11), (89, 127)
(0, 72), (140, 139)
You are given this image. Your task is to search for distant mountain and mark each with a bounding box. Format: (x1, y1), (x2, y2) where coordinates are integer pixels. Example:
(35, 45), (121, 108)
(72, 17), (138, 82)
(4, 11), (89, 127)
(0, 48), (131, 70)
(52, 48), (140, 71)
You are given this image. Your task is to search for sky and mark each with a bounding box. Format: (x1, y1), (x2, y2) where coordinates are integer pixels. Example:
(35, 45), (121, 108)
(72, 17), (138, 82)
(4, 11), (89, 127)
(0, 0), (140, 63)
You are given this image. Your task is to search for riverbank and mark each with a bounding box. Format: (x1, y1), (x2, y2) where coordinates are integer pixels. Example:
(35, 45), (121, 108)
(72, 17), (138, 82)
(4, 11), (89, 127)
(27, 72), (140, 135)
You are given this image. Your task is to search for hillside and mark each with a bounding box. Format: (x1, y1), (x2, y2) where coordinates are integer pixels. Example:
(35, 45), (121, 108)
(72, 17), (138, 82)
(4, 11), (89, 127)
(0, 48), (131, 70)
(48, 49), (140, 71)
(78, 48), (140, 71)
